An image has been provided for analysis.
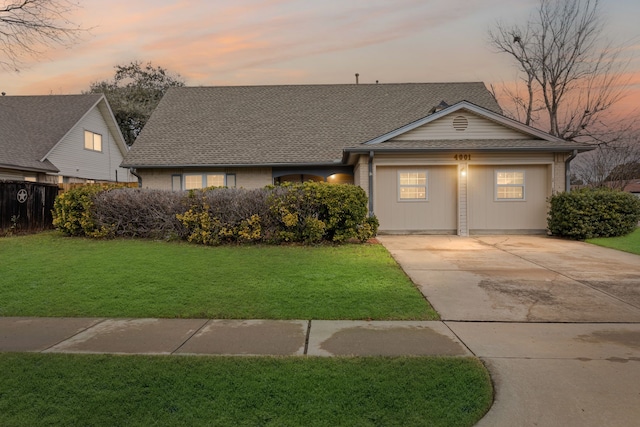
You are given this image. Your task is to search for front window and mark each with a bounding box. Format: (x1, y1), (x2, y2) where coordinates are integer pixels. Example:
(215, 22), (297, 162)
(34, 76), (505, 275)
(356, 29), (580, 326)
(84, 130), (102, 152)
(496, 170), (525, 200)
(182, 173), (233, 190)
(398, 171), (427, 201)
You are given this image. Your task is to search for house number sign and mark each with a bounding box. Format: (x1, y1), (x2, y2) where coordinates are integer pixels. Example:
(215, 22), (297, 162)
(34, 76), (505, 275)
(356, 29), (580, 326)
(453, 154), (471, 161)
(17, 189), (28, 203)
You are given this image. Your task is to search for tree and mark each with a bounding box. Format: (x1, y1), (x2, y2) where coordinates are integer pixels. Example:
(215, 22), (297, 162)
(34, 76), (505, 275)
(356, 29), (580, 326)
(488, 0), (629, 142)
(86, 61), (185, 146)
(572, 133), (640, 189)
(0, 0), (83, 71)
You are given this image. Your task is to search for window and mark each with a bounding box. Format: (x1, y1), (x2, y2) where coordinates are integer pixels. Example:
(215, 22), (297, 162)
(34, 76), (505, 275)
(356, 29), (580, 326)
(398, 171), (427, 201)
(84, 130), (102, 152)
(496, 170), (525, 200)
(182, 173), (234, 190)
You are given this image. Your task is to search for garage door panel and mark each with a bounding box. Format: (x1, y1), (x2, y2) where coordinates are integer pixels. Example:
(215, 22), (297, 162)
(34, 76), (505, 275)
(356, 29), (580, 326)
(468, 165), (549, 231)
(376, 166), (457, 232)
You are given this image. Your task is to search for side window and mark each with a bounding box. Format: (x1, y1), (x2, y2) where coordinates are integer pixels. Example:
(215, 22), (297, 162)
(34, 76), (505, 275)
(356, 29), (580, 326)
(398, 170), (427, 201)
(495, 170), (525, 200)
(84, 130), (102, 152)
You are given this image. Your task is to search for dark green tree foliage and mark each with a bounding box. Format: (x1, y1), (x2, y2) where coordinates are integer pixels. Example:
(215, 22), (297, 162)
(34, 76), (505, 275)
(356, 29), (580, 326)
(548, 188), (640, 239)
(86, 61), (185, 145)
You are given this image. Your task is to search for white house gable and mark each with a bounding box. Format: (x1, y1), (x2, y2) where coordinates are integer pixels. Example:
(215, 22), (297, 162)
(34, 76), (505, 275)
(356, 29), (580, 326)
(46, 104), (134, 182)
(390, 110), (532, 141)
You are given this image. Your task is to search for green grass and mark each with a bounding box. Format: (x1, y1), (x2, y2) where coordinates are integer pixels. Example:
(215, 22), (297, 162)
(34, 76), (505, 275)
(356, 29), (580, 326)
(0, 353), (492, 427)
(587, 228), (640, 255)
(0, 232), (436, 320)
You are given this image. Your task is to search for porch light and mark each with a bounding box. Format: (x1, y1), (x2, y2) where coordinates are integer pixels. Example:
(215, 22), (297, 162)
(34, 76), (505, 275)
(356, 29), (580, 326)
(460, 167), (467, 177)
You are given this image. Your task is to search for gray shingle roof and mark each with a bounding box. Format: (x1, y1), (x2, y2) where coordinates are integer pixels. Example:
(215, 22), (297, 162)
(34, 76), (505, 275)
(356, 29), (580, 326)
(0, 94), (103, 172)
(123, 83), (503, 167)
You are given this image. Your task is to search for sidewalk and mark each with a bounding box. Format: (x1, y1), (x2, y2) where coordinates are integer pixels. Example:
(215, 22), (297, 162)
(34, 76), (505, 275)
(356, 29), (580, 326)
(0, 317), (471, 357)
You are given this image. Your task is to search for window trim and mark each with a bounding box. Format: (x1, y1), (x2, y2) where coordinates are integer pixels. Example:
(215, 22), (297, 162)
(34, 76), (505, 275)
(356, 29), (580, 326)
(83, 130), (103, 152)
(397, 170), (428, 202)
(495, 169), (526, 201)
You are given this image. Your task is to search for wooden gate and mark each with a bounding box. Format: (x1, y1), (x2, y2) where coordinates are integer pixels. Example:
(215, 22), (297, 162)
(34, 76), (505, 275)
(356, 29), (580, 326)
(0, 181), (59, 233)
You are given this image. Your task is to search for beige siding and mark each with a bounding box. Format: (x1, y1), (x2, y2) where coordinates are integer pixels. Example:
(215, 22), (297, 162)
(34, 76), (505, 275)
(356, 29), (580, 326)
(47, 105), (135, 182)
(374, 152), (554, 165)
(375, 165), (457, 233)
(353, 155), (369, 196)
(234, 168), (272, 188)
(468, 165), (550, 232)
(392, 112), (531, 141)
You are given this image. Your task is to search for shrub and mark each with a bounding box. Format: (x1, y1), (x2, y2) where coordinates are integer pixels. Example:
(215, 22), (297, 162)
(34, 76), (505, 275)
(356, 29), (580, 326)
(52, 185), (114, 236)
(92, 189), (187, 240)
(548, 188), (640, 240)
(54, 182), (378, 245)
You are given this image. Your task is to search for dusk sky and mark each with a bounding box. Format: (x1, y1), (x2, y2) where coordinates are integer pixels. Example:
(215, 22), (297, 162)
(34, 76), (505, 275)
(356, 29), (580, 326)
(2, 0), (639, 119)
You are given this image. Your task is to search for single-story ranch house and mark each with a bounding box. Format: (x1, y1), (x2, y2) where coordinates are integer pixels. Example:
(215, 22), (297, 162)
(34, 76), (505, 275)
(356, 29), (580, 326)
(122, 83), (592, 236)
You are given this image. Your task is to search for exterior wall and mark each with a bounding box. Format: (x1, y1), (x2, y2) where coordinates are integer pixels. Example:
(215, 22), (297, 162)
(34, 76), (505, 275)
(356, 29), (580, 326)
(139, 167), (273, 190)
(468, 164), (550, 232)
(554, 152), (569, 193)
(370, 152), (556, 234)
(392, 112), (530, 141)
(375, 165), (458, 233)
(0, 169), (30, 181)
(47, 105), (135, 183)
(353, 155), (369, 196)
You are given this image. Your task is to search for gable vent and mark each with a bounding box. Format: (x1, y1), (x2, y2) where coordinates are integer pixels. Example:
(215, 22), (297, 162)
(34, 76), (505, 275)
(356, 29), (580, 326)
(452, 115), (469, 131)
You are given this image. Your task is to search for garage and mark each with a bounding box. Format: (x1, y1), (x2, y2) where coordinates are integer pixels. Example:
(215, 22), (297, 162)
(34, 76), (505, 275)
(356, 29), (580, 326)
(375, 165), (458, 234)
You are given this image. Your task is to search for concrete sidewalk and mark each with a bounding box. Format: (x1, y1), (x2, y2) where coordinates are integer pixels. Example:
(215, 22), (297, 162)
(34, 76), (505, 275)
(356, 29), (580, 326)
(0, 317), (471, 357)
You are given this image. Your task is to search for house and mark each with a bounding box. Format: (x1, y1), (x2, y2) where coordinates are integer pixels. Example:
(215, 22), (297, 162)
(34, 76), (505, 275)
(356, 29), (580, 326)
(0, 94), (136, 184)
(122, 83), (592, 235)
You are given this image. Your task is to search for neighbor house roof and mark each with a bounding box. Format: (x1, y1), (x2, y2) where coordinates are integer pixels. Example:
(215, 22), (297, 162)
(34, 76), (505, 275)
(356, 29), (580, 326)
(122, 83), (504, 168)
(0, 94), (125, 173)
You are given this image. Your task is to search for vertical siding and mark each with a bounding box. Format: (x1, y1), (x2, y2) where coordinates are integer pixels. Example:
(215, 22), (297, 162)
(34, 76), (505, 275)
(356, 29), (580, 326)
(392, 112), (531, 141)
(46, 106), (135, 182)
(468, 165), (550, 232)
(375, 166), (457, 233)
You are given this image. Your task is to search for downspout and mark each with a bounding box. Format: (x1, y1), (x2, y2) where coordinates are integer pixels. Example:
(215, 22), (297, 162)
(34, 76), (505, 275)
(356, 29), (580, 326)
(368, 151), (374, 216)
(564, 150), (578, 192)
(129, 168), (142, 188)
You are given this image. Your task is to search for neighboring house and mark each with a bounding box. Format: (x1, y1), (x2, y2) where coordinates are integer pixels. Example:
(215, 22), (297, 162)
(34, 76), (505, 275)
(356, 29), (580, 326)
(0, 94), (136, 184)
(122, 83), (592, 235)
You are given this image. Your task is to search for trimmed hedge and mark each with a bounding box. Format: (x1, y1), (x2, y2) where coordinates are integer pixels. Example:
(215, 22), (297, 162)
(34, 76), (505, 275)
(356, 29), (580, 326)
(547, 188), (640, 240)
(53, 182), (378, 244)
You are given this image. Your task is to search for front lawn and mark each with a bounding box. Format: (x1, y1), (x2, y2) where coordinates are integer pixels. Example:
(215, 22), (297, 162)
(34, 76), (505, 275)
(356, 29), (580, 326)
(587, 228), (640, 255)
(0, 232), (436, 320)
(0, 353), (492, 427)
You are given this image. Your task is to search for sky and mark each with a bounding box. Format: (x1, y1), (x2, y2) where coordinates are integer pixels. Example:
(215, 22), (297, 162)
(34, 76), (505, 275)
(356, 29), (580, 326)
(1, 0), (639, 120)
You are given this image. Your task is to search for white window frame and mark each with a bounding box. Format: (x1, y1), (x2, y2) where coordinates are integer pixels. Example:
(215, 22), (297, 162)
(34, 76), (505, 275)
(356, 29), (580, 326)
(182, 173), (235, 190)
(495, 170), (525, 201)
(84, 130), (102, 152)
(398, 170), (428, 202)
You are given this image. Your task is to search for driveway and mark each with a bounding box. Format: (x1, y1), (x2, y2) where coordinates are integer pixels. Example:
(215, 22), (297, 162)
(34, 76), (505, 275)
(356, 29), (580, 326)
(378, 235), (640, 322)
(378, 235), (640, 427)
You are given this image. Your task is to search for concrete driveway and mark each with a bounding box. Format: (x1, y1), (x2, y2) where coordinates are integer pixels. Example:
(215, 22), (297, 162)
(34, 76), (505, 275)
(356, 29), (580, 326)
(378, 235), (640, 427)
(378, 235), (640, 322)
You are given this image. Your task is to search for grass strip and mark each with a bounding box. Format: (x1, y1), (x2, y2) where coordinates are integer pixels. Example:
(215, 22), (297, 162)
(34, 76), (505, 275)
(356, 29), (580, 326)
(587, 228), (640, 255)
(0, 353), (492, 427)
(0, 232), (436, 320)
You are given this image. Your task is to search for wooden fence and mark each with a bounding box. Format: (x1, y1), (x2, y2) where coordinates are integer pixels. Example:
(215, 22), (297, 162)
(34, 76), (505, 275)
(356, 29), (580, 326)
(0, 181), (59, 233)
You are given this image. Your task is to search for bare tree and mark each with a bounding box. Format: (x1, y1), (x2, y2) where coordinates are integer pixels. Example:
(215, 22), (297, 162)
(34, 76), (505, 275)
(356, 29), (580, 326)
(572, 133), (640, 189)
(489, 0), (629, 142)
(0, 0), (83, 71)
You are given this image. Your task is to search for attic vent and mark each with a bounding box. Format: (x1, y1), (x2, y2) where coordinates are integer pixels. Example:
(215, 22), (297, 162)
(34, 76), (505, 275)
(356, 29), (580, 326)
(452, 115), (468, 131)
